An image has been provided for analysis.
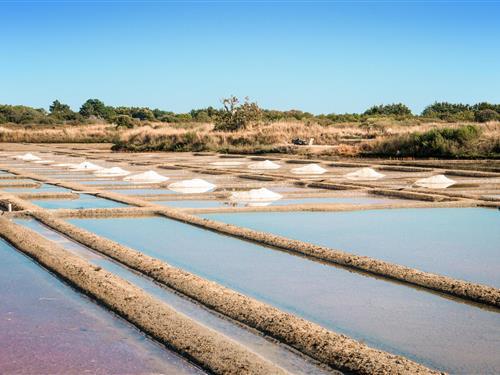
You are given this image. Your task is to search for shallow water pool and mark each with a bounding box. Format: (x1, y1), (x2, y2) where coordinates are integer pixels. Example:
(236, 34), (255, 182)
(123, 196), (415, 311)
(110, 188), (176, 195)
(69, 216), (500, 373)
(32, 194), (127, 209)
(156, 195), (407, 208)
(2, 183), (70, 193)
(203, 208), (500, 288)
(0, 238), (203, 374)
(16, 219), (331, 375)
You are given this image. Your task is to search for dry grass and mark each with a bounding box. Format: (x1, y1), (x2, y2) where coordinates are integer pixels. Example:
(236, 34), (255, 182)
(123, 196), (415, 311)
(1, 119), (499, 158)
(0, 123), (117, 143)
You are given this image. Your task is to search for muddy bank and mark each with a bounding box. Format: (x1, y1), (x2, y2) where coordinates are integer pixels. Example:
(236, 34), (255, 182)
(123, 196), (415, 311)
(370, 189), (459, 202)
(178, 200), (476, 215)
(0, 181), (40, 189)
(50, 207), (157, 218)
(0, 218), (286, 375)
(29, 212), (437, 374)
(14, 192), (79, 200)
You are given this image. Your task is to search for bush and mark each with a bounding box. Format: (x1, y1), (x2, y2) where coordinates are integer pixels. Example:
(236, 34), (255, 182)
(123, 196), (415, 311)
(214, 96), (262, 131)
(0, 105), (48, 124)
(364, 103), (412, 117)
(114, 115), (138, 129)
(367, 125), (487, 158)
(474, 109), (498, 123)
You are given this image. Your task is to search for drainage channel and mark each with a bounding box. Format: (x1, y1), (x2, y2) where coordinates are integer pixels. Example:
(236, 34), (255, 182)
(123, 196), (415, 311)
(15, 218), (336, 375)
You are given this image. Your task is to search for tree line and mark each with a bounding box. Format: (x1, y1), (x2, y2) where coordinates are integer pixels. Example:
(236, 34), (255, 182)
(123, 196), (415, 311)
(1, 98), (499, 128)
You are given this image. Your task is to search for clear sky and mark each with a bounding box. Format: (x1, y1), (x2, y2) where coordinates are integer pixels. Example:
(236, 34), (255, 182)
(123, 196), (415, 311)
(1, 1), (499, 114)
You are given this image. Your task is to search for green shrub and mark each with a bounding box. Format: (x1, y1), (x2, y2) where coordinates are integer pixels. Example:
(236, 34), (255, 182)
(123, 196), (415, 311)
(114, 115), (137, 129)
(474, 109), (498, 123)
(364, 103), (412, 117)
(368, 125), (488, 158)
(214, 96), (262, 131)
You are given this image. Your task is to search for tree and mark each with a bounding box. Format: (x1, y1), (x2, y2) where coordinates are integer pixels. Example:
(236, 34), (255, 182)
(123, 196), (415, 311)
(364, 103), (412, 116)
(49, 100), (77, 121)
(79, 99), (113, 120)
(214, 96), (262, 131)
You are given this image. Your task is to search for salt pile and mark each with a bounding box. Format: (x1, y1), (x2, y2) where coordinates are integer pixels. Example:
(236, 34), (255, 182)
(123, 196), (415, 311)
(344, 168), (385, 181)
(415, 175), (456, 189)
(248, 160), (281, 170)
(14, 153), (41, 161)
(230, 188), (282, 207)
(291, 164), (327, 175)
(71, 161), (104, 171)
(168, 179), (216, 194)
(94, 167), (131, 177)
(124, 170), (169, 184)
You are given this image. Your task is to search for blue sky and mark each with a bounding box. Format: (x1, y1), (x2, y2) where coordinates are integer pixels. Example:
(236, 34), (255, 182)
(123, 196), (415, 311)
(0, 1), (499, 114)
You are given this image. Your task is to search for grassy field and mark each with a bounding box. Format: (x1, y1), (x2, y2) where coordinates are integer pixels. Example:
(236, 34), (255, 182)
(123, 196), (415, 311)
(1, 118), (499, 159)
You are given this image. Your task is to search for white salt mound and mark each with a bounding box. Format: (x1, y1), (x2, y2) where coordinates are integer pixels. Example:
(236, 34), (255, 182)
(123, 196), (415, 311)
(248, 160), (281, 170)
(344, 168), (385, 180)
(94, 167), (131, 177)
(71, 161), (104, 171)
(415, 175), (456, 189)
(124, 170), (169, 184)
(14, 153), (41, 161)
(230, 188), (282, 204)
(291, 164), (327, 175)
(168, 178), (216, 194)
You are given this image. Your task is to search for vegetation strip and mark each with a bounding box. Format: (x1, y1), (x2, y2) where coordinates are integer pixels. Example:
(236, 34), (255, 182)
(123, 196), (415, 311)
(27, 212), (437, 374)
(0, 218), (286, 375)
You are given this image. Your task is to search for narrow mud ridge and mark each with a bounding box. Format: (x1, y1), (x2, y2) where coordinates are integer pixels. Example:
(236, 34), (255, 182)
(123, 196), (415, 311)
(179, 200), (475, 214)
(0, 218), (286, 375)
(0, 181), (40, 189)
(30, 212), (438, 375)
(369, 189), (459, 202)
(14, 192), (79, 200)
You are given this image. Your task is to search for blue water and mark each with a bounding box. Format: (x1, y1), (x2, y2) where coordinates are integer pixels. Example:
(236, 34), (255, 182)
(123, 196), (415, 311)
(203, 208), (500, 288)
(15, 218), (330, 375)
(69, 216), (500, 374)
(0, 238), (202, 374)
(32, 194), (127, 209)
(80, 180), (134, 185)
(3, 183), (70, 193)
(156, 195), (405, 208)
(110, 188), (176, 195)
